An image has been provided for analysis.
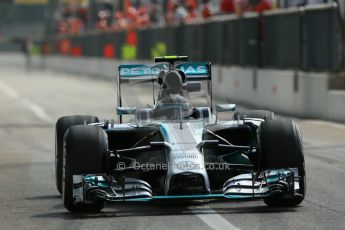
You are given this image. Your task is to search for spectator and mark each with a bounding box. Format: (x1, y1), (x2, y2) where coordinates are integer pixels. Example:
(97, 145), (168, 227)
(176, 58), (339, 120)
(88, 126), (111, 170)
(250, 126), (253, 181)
(250, 0), (272, 12)
(149, 0), (161, 25)
(126, 6), (139, 30)
(22, 38), (32, 71)
(76, 6), (88, 29)
(57, 20), (68, 34)
(124, 0), (132, 11)
(96, 10), (110, 32)
(150, 6), (160, 25)
(234, 0), (248, 15)
(186, 0), (198, 9)
(69, 18), (84, 34)
(113, 11), (129, 31)
(137, 6), (151, 28)
(166, 0), (177, 25)
(220, 0), (236, 14)
(184, 0), (198, 23)
(175, 0), (188, 23)
(201, 0), (213, 19)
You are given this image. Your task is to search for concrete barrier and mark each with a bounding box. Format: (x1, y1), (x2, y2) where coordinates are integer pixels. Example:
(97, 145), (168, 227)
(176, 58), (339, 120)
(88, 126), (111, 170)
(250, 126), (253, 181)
(1, 53), (343, 123)
(0, 53), (26, 68)
(327, 90), (345, 122)
(213, 66), (255, 104)
(299, 72), (329, 118)
(213, 67), (329, 118)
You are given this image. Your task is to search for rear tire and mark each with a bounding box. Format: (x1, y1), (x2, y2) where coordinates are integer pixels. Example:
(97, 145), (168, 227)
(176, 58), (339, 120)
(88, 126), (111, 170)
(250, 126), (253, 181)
(233, 110), (275, 120)
(62, 125), (107, 212)
(55, 115), (99, 194)
(260, 119), (305, 207)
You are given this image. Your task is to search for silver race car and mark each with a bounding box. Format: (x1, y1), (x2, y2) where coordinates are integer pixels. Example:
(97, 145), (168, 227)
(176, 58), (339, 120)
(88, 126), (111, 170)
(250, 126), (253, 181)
(55, 56), (305, 212)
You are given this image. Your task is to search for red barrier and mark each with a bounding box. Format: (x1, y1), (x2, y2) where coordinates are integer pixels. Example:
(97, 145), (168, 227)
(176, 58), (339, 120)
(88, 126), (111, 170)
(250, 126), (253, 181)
(103, 44), (116, 58)
(71, 46), (82, 56)
(59, 39), (71, 54)
(126, 31), (138, 46)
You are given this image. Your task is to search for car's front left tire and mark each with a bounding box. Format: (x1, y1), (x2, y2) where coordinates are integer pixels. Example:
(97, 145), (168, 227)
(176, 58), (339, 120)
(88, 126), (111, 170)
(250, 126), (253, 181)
(62, 125), (107, 212)
(260, 119), (306, 207)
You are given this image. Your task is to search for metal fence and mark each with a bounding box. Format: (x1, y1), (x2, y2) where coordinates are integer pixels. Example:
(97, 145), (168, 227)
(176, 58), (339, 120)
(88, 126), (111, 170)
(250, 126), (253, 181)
(42, 3), (343, 72)
(261, 8), (302, 69)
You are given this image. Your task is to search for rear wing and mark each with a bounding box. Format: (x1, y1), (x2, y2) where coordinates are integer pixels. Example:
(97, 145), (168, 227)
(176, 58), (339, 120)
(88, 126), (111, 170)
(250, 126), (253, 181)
(118, 62), (211, 81)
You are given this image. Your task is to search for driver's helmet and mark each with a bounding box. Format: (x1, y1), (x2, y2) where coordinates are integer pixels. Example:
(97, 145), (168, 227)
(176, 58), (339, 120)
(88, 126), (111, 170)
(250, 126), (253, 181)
(158, 70), (187, 103)
(154, 70), (191, 120)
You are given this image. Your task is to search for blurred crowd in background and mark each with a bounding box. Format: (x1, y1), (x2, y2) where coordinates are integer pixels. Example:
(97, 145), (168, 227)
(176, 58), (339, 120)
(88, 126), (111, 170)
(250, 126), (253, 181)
(55, 0), (330, 35)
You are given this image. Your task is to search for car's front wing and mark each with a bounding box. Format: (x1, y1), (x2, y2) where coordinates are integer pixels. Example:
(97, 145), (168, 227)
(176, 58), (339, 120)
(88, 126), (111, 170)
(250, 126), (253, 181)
(72, 169), (301, 204)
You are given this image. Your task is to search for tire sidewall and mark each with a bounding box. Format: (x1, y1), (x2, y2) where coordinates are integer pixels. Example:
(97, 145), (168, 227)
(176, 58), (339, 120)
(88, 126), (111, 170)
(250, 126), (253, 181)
(260, 119), (306, 206)
(55, 115), (99, 194)
(62, 125), (107, 212)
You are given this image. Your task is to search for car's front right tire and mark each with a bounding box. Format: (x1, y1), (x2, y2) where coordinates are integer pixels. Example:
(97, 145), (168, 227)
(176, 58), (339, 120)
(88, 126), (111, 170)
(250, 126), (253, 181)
(62, 125), (107, 212)
(55, 115), (99, 194)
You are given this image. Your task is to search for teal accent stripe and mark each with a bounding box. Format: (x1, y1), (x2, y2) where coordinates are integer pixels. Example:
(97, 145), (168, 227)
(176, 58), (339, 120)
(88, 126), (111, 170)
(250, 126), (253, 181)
(159, 124), (168, 141)
(153, 194), (225, 199)
(117, 194), (265, 202)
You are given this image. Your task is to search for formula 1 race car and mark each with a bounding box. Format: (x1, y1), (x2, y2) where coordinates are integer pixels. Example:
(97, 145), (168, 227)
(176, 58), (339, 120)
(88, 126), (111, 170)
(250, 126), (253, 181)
(55, 56), (306, 212)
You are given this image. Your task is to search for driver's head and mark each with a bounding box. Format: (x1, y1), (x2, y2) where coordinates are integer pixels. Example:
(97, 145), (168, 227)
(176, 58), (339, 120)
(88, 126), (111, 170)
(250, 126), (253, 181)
(162, 71), (183, 91)
(157, 70), (186, 102)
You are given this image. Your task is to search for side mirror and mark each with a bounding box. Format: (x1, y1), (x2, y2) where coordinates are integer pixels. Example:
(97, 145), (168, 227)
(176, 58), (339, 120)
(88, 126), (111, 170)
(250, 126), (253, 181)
(183, 82), (201, 92)
(116, 107), (137, 116)
(216, 104), (236, 113)
(215, 104), (236, 123)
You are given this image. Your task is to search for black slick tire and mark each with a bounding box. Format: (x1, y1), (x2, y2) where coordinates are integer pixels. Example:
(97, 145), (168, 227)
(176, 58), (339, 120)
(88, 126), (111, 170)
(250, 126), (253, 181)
(55, 115), (99, 194)
(260, 119), (306, 207)
(62, 125), (107, 212)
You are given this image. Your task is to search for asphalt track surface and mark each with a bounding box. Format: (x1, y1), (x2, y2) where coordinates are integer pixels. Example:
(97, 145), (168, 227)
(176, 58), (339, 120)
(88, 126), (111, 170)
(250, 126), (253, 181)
(0, 67), (344, 230)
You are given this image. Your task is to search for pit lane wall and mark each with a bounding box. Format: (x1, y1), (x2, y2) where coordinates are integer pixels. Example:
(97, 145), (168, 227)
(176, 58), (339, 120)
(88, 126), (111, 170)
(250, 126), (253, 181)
(6, 54), (341, 123)
(41, 3), (343, 73)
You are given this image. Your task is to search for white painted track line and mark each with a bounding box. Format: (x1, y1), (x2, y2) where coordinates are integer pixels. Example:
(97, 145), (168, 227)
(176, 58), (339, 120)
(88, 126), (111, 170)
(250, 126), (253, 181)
(0, 80), (53, 123)
(190, 205), (240, 230)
